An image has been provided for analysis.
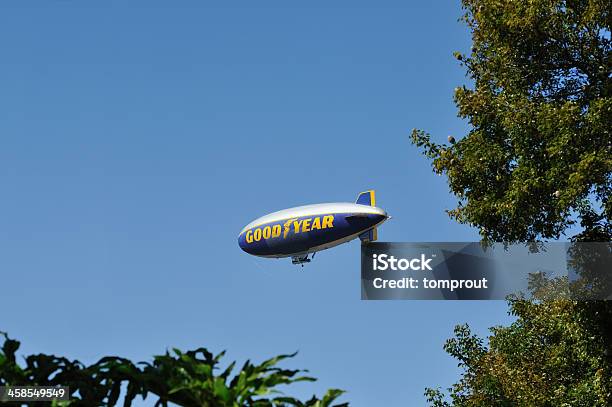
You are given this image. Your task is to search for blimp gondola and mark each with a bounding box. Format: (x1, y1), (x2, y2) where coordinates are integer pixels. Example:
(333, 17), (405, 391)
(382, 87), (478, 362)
(238, 190), (389, 265)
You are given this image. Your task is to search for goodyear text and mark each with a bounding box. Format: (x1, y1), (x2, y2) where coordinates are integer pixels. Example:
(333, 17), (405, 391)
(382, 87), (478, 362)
(245, 215), (334, 244)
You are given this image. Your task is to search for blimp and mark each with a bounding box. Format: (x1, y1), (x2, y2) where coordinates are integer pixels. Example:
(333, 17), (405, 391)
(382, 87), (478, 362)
(238, 190), (389, 265)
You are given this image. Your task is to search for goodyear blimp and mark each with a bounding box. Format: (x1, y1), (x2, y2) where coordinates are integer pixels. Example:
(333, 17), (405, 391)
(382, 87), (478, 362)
(238, 190), (389, 265)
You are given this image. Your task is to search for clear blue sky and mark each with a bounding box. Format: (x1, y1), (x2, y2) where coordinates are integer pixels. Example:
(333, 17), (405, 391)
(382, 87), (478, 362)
(0, 2), (513, 405)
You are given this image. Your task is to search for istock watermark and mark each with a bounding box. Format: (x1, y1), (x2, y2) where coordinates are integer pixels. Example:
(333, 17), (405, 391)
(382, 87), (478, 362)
(361, 242), (611, 300)
(372, 254), (433, 271)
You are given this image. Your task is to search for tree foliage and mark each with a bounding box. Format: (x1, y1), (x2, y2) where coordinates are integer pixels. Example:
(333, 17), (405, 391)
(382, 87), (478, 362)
(425, 297), (612, 406)
(0, 332), (347, 407)
(411, 0), (611, 244)
(410, 0), (611, 405)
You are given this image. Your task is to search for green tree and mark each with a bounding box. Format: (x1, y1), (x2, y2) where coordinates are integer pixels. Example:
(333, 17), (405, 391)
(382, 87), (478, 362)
(0, 332), (347, 407)
(425, 297), (612, 407)
(410, 0), (611, 405)
(412, 0), (610, 244)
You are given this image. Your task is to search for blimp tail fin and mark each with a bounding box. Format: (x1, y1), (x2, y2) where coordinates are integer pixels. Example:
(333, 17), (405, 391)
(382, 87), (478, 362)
(356, 190), (376, 206)
(357, 190), (378, 242)
(359, 227), (378, 242)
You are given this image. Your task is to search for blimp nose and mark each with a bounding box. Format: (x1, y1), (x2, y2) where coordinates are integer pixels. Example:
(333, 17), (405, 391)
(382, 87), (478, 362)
(238, 233), (253, 254)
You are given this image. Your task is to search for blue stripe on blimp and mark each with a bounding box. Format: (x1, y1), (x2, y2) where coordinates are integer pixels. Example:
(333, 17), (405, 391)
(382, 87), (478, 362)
(238, 212), (386, 257)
